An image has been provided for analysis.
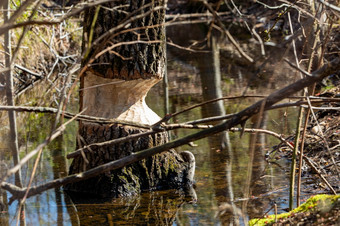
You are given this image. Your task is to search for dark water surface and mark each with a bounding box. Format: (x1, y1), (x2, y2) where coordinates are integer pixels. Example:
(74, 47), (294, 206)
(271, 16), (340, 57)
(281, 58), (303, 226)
(1, 23), (307, 225)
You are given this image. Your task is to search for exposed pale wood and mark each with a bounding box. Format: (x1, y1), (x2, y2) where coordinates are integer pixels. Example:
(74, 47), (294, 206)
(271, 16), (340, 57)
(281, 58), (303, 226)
(83, 72), (161, 124)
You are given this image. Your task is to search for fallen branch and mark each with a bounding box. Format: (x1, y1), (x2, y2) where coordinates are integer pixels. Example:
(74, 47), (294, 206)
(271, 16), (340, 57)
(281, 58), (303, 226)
(0, 105), (151, 129)
(1, 96), (338, 125)
(14, 64), (43, 78)
(67, 123), (213, 159)
(1, 58), (339, 201)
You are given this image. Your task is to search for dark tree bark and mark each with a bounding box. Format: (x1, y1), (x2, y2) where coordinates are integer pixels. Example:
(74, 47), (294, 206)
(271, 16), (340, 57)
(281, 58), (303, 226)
(65, 1), (194, 198)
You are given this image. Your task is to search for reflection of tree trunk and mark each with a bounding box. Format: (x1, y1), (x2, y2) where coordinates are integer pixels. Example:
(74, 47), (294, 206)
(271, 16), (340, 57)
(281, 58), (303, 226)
(69, 190), (187, 225)
(243, 112), (269, 220)
(250, 113), (267, 187)
(198, 37), (229, 196)
(197, 36), (239, 225)
(50, 135), (68, 226)
(65, 1), (192, 198)
(50, 123), (81, 225)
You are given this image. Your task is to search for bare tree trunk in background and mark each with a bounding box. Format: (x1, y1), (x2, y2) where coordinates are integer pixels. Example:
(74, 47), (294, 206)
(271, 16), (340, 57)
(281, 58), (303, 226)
(65, 1), (194, 198)
(2, 1), (25, 225)
(3, 0), (22, 189)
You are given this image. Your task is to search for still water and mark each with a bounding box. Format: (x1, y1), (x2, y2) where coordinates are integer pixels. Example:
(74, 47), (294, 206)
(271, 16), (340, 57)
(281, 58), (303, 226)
(1, 24), (306, 225)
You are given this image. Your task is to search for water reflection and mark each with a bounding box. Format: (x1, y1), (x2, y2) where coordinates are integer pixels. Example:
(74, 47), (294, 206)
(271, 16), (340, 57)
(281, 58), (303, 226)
(67, 190), (194, 225)
(51, 136), (69, 226)
(197, 35), (241, 225)
(50, 125), (198, 225)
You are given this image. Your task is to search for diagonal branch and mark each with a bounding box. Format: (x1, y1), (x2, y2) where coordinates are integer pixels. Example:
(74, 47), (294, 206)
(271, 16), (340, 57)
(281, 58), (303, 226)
(1, 58), (339, 201)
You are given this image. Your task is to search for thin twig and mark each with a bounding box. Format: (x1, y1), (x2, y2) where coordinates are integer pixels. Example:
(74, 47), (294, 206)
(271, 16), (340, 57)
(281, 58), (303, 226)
(306, 97), (340, 179)
(284, 59), (311, 77)
(167, 41), (210, 53)
(230, 127), (336, 195)
(0, 110), (85, 185)
(287, 9), (308, 210)
(1, 98), (339, 126)
(14, 64), (43, 78)
(319, 0), (340, 12)
(0, 0), (117, 35)
(0, 105), (152, 129)
(202, 0), (254, 63)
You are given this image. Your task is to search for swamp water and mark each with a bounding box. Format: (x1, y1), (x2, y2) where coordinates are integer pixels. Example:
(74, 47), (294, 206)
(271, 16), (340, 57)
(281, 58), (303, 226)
(0, 24), (313, 225)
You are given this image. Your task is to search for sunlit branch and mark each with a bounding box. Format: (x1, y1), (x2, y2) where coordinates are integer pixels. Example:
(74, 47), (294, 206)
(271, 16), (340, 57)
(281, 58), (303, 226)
(1, 97), (339, 126)
(66, 123), (213, 159)
(1, 57), (338, 201)
(2, 123), (337, 202)
(318, 0), (340, 13)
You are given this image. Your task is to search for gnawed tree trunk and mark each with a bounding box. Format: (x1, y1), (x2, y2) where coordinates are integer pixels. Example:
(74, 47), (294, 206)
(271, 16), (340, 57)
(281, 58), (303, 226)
(65, 1), (194, 198)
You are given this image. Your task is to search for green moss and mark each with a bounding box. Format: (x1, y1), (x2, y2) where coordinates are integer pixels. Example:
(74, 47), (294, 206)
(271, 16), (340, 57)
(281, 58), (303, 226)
(127, 166), (140, 188)
(168, 156), (179, 173)
(163, 157), (170, 177)
(249, 194), (340, 226)
(117, 174), (128, 184)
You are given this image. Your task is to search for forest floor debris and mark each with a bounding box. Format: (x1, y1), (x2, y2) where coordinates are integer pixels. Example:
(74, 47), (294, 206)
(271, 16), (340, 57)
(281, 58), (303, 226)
(261, 85), (340, 225)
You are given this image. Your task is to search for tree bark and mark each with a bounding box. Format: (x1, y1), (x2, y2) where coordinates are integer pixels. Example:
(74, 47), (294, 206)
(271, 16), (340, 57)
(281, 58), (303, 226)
(3, 0), (23, 188)
(65, 1), (194, 198)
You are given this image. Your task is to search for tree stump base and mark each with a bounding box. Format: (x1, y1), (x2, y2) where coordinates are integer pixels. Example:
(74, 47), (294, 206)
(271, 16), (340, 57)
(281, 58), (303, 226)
(64, 123), (192, 198)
